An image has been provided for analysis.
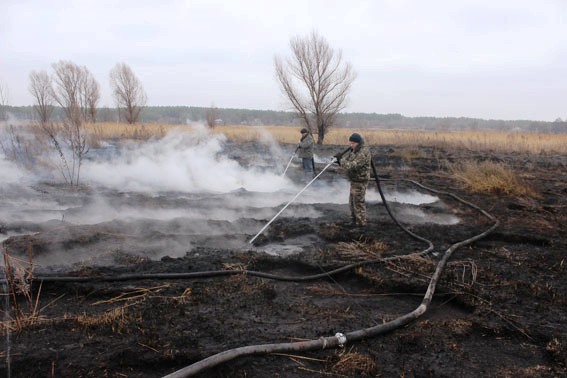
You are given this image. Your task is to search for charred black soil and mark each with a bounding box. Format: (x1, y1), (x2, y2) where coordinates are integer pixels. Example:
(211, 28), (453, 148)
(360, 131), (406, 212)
(1, 143), (566, 377)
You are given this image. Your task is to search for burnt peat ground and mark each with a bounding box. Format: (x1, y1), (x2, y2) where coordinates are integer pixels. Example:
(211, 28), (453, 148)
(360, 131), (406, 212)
(1, 143), (566, 377)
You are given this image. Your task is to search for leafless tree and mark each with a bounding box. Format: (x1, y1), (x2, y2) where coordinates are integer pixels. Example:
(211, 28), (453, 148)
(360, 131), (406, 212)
(52, 60), (99, 125)
(28, 70), (54, 124)
(0, 81), (8, 122)
(109, 62), (147, 124)
(275, 31), (356, 144)
(206, 102), (219, 128)
(80, 72), (100, 123)
(46, 60), (96, 187)
(0, 81), (38, 169)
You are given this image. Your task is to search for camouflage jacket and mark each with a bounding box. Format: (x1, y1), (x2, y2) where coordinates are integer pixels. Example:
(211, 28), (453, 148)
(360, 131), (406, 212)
(297, 133), (314, 159)
(341, 144), (372, 182)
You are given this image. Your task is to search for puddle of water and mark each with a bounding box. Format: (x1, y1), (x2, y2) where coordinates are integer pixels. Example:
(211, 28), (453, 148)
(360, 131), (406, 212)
(380, 190), (438, 205)
(395, 207), (460, 225)
(262, 244), (304, 257)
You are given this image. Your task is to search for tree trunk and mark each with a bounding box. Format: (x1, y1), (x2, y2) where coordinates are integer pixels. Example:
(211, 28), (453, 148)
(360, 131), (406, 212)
(316, 123), (325, 144)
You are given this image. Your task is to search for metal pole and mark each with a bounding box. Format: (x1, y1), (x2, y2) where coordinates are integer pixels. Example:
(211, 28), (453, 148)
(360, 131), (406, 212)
(282, 148), (298, 177)
(249, 159), (337, 244)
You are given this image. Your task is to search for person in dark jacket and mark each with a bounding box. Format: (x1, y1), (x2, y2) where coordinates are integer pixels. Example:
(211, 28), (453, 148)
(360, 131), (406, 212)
(297, 128), (314, 174)
(334, 133), (372, 226)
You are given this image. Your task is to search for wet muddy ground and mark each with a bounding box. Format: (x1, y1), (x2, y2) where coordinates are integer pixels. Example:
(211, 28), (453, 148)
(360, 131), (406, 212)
(1, 140), (566, 377)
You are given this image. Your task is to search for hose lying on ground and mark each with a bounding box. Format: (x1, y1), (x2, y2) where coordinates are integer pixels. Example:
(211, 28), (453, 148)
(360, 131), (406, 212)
(20, 156), (434, 285)
(161, 161), (499, 377)
(1, 155), (499, 377)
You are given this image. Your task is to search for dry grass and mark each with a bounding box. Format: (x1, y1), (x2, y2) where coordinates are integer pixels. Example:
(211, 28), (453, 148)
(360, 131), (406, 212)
(332, 348), (378, 376)
(444, 318), (473, 336)
(213, 125), (567, 154)
(335, 240), (388, 261)
(1, 246), (43, 332)
(75, 306), (130, 331)
(388, 146), (427, 163)
(74, 285), (191, 333)
(447, 160), (538, 197)
(6, 122), (566, 154)
(91, 284), (191, 306)
(79, 122), (567, 154)
(85, 122), (182, 146)
(446, 259), (478, 288)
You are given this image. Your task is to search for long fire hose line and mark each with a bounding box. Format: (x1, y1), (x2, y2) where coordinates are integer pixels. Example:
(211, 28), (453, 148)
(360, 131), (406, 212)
(161, 157), (499, 377)
(17, 157), (435, 286)
(2, 154), (498, 377)
(371, 159), (434, 255)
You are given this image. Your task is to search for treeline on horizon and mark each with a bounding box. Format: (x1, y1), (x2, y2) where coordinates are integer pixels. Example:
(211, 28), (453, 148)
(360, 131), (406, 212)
(2, 105), (566, 133)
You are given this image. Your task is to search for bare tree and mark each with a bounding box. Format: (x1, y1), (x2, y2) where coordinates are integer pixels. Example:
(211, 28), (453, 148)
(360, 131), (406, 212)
(46, 60), (96, 187)
(0, 81), (8, 122)
(52, 61), (99, 124)
(275, 31), (356, 144)
(80, 72), (100, 123)
(28, 70), (54, 124)
(0, 81), (39, 169)
(205, 102), (219, 128)
(109, 62), (147, 124)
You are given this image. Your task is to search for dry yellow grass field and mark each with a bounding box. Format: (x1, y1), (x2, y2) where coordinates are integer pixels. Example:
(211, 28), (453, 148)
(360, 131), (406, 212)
(85, 122), (556, 197)
(87, 122), (567, 155)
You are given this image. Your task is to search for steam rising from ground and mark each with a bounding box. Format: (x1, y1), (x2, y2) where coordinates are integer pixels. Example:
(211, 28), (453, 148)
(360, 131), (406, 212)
(0, 124), (444, 225)
(0, 155), (27, 186)
(82, 126), (294, 193)
(1, 125), (456, 267)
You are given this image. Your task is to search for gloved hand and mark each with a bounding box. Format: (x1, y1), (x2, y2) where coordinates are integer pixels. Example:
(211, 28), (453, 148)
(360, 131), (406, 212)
(333, 153), (342, 165)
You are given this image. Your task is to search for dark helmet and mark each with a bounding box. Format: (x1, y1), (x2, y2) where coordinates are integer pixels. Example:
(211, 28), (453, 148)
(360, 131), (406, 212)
(349, 133), (363, 143)
(300, 128), (308, 134)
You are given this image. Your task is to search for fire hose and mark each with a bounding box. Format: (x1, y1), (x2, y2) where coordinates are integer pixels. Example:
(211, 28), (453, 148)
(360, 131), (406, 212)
(1, 150), (499, 377)
(161, 152), (498, 377)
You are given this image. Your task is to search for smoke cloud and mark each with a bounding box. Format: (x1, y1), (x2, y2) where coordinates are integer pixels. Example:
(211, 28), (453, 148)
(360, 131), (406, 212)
(82, 125), (294, 193)
(1, 125), (457, 267)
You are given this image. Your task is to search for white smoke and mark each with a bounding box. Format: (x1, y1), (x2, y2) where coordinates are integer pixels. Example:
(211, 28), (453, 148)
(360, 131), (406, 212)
(82, 125), (294, 193)
(1, 125), (449, 231)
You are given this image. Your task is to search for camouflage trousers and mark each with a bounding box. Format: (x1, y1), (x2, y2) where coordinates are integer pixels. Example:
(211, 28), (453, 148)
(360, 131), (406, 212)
(349, 181), (368, 226)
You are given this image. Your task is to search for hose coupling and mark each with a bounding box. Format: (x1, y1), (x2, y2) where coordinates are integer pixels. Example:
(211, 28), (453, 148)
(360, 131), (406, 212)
(335, 332), (347, 347)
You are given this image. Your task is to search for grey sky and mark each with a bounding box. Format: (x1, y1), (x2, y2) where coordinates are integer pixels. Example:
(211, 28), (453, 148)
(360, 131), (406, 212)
(1, 0), (566, 121)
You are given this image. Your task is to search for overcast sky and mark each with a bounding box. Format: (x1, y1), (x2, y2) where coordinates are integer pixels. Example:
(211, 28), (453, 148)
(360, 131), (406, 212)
(2, 0), (567, 121)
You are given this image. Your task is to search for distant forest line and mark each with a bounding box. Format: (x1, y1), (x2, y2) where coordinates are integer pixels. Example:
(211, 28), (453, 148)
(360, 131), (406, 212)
(2, 105), (566, 133)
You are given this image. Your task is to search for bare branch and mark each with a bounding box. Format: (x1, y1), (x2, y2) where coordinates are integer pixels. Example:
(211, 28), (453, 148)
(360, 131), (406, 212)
(28, 70), (54, 124)
(44, 60), (94, 187)
(109, 62), (147, 124)
(274, 31), (356, 144)
(206, 103), (219, 128)
(0, 82), (8, 121)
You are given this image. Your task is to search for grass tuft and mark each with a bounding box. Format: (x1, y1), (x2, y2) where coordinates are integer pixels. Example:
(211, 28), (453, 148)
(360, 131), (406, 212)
(336, 240), (388, 260)
(332, 348), (378, 376)
(447, 160), (538, 197)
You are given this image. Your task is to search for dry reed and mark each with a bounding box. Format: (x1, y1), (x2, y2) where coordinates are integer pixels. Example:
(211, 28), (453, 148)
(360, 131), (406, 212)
(86, 123), (567, 155)
(1, 246), (43, 332)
